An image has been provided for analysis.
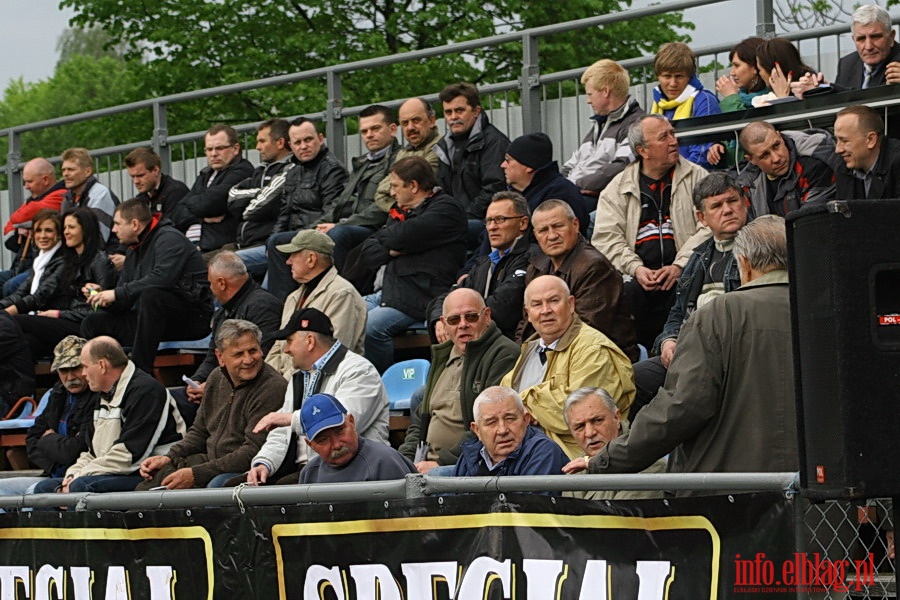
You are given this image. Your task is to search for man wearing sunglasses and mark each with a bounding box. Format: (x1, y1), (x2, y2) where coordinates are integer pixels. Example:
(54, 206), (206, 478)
(399, 288), (519, 473)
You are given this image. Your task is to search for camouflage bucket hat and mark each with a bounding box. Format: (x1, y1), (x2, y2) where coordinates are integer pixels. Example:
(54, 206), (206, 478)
(51, 335), (87, 371)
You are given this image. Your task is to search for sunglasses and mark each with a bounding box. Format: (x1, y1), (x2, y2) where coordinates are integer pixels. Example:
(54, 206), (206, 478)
(443, 308), (486, 326)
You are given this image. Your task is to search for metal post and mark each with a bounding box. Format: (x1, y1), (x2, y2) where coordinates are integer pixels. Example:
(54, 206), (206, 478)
(152, 102), (171, 174)
(6, 128), (22, 212)
(520, 34), (542, 135)
(326, 70), (346, 164)
(756, 0), (776, 38)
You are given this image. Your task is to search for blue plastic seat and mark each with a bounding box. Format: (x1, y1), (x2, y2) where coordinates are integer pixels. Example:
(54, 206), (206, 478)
(158, 334), (212, 353)
(382, 359), (430, 411)
(0, 389), (52, 430)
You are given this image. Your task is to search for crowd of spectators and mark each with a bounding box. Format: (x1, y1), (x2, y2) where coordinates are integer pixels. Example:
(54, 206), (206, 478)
(0, 4), (898, 501)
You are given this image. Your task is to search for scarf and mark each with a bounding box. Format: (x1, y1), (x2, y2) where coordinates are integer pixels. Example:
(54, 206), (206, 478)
(738, 87), (771, 109)
(651, 75), (705, 120)
(30, 241), (62, 294)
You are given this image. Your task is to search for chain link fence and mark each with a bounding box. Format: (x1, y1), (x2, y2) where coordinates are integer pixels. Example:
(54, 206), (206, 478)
(798, 496), (895, 599)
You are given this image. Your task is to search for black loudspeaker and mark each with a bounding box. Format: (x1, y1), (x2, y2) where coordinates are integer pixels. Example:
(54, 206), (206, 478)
(787, 200), (900, 500)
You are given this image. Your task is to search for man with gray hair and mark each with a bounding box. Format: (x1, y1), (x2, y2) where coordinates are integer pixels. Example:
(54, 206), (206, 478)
(837, 5), (900, 87)
(452, 386), (568, 477)
(580, 216), (798, 493)
(593, 114), (709, 350)
(560, 387), (664, 500)
(138, 319), (287, 489)
(174, 250), (282, 425)
(794, 5), (900, 93)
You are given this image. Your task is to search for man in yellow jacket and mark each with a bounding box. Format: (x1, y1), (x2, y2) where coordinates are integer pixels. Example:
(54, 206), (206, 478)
(501, 275), (635, 459)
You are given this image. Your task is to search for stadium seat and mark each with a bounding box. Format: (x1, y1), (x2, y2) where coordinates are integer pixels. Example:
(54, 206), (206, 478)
(0, 389), (51, 430)
(382, 359), (430, 412)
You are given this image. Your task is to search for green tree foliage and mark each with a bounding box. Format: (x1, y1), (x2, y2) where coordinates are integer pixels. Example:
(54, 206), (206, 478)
(57, 0), (690, 131)
(0, 52), (148, 162)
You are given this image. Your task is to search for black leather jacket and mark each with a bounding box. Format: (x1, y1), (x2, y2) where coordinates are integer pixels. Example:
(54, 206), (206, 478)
(274, 147), (348, 233)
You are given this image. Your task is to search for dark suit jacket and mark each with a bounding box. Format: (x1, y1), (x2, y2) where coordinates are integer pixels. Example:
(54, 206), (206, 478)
(834, 44), (900, 90)
(835, 137), (900, 200)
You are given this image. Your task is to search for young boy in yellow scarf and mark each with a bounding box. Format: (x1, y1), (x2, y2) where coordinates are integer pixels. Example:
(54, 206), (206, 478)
(650, 42), (721, 169)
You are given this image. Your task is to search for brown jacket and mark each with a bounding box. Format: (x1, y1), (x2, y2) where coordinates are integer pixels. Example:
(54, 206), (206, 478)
(518, 235), (638, 361)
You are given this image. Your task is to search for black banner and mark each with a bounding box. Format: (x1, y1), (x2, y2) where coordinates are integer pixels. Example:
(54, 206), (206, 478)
(0, 492), (802, 599)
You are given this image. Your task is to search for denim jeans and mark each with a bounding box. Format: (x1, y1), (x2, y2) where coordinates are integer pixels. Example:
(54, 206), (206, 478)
(364, 291), (417, 373)
(235, 245), (268, 279)
(33, 474), (143, 494)
(206, 472), (242, 488)
(2, 271), (28, 296)
(327, 224), (375, 272)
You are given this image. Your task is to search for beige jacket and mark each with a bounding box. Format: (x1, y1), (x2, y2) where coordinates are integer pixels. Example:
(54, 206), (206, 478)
(592, 157), (710, 276)
(265, 267), (366, 377)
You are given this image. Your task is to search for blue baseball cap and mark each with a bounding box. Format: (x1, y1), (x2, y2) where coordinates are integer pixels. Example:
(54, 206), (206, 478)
(300, 393), (348, 440)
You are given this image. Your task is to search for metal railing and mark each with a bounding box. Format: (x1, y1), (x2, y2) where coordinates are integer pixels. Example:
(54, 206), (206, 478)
(0, 471), (798, 511)
(2, 1), (881, 205)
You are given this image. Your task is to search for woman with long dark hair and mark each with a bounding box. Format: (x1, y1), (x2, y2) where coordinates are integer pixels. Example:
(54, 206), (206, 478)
(708, 37), (772, 167)
(15, 207), (115, 360)
(0, 209), (65, 316)
(756, 37), (817, 100)
(716, 37), (770, 110)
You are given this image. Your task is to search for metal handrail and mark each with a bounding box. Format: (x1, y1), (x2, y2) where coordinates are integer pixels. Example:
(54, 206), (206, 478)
(0, 472), (799, 512)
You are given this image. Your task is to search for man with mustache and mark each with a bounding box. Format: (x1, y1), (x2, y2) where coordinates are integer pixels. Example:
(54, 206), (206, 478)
(243, 308), (389, 485)
(0, 336), (96, 496)
(434, 82), (510, 246)
(298, 393), (414, 484)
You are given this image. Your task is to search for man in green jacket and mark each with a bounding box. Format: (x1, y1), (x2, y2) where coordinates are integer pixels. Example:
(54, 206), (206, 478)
(399, 288), (519, 472)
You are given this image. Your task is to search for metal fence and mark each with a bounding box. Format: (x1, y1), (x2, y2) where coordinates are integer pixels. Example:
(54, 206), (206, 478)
(3, 0), (897, 235)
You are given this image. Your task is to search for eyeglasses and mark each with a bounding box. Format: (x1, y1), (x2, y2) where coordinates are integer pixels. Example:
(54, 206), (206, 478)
(442, 308), (486, 326)
(484, 215), (526, 226)
(204, 144), (236, 153)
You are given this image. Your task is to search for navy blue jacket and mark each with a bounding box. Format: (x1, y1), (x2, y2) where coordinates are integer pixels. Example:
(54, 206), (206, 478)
(453, 425), (569, 479)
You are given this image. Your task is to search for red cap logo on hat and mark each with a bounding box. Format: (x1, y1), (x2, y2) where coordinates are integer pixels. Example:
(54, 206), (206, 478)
(301, 320), (309, 328)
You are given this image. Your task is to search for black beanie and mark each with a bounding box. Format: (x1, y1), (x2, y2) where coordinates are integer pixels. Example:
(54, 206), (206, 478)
(506, 132), (552, 169)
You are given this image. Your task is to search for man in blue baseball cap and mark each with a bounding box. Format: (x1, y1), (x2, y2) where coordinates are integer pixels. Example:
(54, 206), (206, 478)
(298, 393), (415, 484)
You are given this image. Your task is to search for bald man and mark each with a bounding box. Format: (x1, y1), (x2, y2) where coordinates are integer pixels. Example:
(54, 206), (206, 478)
(501, 275), (635, 459)
(2, 158), (67, 293)
(398, 288), (519, 472)
(737, 121), (837, 217)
